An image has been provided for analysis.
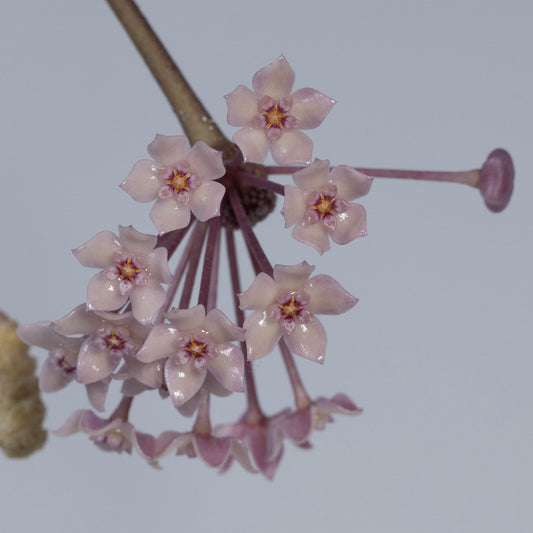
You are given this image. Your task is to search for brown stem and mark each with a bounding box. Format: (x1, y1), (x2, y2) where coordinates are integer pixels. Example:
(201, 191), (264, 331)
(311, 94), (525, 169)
(106, 0), (231, 150)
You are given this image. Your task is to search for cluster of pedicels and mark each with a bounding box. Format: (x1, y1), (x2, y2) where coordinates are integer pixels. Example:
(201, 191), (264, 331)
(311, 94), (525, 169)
(18, 56), (513, 477)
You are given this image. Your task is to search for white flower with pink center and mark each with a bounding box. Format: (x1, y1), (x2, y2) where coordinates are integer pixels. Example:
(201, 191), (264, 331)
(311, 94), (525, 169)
(239, 262), (358, 362)
(121, 134), (226, 234)
(225, 55), (335, 165)
(136, 305), (245, 408)
(282, 158), (372, 254)
(72, 225), (173, 325)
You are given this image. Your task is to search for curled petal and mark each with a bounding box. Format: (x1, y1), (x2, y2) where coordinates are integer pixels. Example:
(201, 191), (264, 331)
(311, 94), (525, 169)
(330, 165), (372, 200)
(136, 324), (178, 363)
(76, 340), (119, 384)
(305, 275), (358, 315)
(188, 141), (225, 180)
(120, 159), (160, 203)
(239, 272), (278, 310)
(85, 379), (110, 412)
(207, 344), (245, 393)
(292, 158), (331, 191)
(225, 85), (259, 126)
(330, 203), (367, 245)
(281, 185), (307, 228)
(290, 88), (335, 129)
(252, 55), (295, 100)
(273, 261), (315, 292)
(165, 305), (206, 331)
(150, 197), (191, 234)
(86, 273), (128, 312)
(271, 129), (313, 166)
(164, 357), (205, 408)
(146, 247), (173, 284)
(39, 358), (75, 392)
(283, 318), (327, 363)
(204, 309), (244, 343)
(233, 127), (270, 164)
(243, 311), (282, 360)
(190, 181), (226, 221)
(117, 225), (157, 255)
(128, 280), (166, 325)
(147, 134), (191, 167)
(73, 231), (120, 268)
(292, 222), (330, 255)
(194, 435), (232, 468)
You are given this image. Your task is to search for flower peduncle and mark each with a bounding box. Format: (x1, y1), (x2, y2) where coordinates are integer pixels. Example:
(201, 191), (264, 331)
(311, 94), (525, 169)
(106, 0), (232, 151)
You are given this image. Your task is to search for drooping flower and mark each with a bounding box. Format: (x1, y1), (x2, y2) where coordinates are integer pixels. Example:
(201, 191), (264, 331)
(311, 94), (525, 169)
(282, 393), (363, 445)
(225, 55), (335, 165)
(72, 225), (173, 325)
(239, 262), (358, 362)
(282, 158), (372, 254)
(55, 409), (180, 468)
(51, 304), (149, 385)
(121, 134), (226, 233)
(136, 305), (245, 408)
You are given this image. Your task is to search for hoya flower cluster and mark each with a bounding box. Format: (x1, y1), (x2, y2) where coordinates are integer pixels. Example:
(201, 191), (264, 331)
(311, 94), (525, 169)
(19, 55), (513, 477)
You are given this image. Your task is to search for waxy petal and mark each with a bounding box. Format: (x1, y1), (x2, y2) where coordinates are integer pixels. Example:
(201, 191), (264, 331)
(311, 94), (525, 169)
(207, 344), (244, 393)
(165, 305), (206, 332)
(136, 324), (179, 363)
(233, 127), (270, 164)
(283, 318), (327, 363)
(150, 197), (191, 234)
(243, 311), (282, 360)
(204, 309), (244, 343)
(128, 280), (166, 325)
(330, 165), (372, 200)
(188, 141), (225, 180)
(190, 181), (225, 221)
(76, 340), (119, 384)
(164, 357), (205, 407)
(39, 358), (75, 392)
(86, 273), (128, 312)
(117, 225), (157, 255)
(225, 85), (259, 126)
(281, 185), (307, 228)
(146, 247), (173, 284)
(271, 129), (313, 166)
(239, 272), (278, 310)
(292, 222), (331, 255)
(52, 304), (103, 336)
(120, 159), (160, 203)
(292, 158), (331, 190)
(252, 55), (295, 100)
(123, 357), (164, 388)
(305, 274), (358, 314)
(85, 379), (110, 412)
(73, 231), (120, 268)
(194, 435), (232, 468)
(147, 134), (191, 167)
(273, 262), (315, 292)
(291, 88), (335, 129)
(330, 203), (368, 245)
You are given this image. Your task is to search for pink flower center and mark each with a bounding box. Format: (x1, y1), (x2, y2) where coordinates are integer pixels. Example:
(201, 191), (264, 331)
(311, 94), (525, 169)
(256, 96), (297, 141)
(94, 326), (135, 360)
(92, 428), (128, 453)
(51, 348), (76, 375)
(175, 335), (217, 370)
(104, 252), (148, 295)
(269, 291), (312, 334)
(305, 185), (349, 232)
(156, 166), (199, 202)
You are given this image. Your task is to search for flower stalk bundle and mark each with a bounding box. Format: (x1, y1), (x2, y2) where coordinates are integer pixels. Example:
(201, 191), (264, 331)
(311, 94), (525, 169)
(11, 0), (514, 477)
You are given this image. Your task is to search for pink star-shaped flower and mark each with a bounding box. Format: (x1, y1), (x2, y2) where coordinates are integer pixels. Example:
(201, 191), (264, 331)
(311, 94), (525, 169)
(239, 262), (358, 362)
(121, 134), (226, 234)
(282, 158), (372, 254)
(225, 55), (335, 165)
(136, 305), (245, 408)
(72, 225), (173, 325)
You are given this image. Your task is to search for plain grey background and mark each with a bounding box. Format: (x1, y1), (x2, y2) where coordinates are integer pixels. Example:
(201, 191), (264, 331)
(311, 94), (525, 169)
(1, 1), (531, 532)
